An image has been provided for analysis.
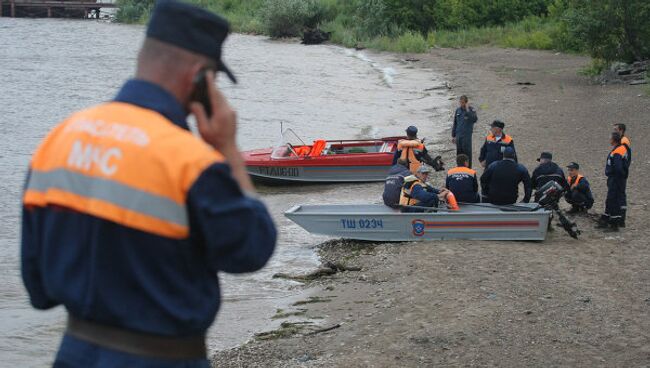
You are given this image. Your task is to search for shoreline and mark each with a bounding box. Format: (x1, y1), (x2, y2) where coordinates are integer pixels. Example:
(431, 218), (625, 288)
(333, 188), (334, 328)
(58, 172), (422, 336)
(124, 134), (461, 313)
(212, 46), (650, 367)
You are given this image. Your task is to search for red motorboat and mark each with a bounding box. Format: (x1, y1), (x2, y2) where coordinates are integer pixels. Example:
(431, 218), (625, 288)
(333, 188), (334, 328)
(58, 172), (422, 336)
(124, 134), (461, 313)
(243, 129), (403, 184)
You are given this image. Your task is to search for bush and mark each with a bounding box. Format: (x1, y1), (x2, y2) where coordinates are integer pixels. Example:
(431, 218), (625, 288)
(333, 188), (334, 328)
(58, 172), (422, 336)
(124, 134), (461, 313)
(115, 0), (154, 23)
(561, 0), (650, 63)
(262, 0), (331, 38)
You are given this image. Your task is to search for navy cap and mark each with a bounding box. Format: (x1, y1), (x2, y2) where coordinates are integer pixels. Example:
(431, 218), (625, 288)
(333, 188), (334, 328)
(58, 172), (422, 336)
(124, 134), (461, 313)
(406, 126), (418, 136)
(491, 120), (505, 129)
(536, 152), (552, 161)
(503, 146), (515, 158)
(146, 0), (237, 83)
(567, 162), (580, 169)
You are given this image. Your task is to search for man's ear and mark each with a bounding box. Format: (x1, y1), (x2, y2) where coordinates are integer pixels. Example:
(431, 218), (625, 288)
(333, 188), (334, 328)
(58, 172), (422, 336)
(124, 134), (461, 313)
(183, 62), (205, 104)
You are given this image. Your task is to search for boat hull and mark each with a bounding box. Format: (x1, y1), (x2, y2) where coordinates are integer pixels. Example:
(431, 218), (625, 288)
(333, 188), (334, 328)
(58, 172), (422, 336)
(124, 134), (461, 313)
(247, 164), (391, 184)
(285, 204), (551, 241)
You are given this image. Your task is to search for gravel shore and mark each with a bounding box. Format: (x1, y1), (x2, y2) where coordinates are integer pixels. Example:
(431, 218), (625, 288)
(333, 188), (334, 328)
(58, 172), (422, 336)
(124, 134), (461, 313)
(212, 47), (650, 367)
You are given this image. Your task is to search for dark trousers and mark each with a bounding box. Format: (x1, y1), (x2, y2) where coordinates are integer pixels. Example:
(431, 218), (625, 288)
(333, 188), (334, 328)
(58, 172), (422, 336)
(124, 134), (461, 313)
(456, 135), (472, 168)
(603, 177), (625, 225)
(565, 190), (592, 209)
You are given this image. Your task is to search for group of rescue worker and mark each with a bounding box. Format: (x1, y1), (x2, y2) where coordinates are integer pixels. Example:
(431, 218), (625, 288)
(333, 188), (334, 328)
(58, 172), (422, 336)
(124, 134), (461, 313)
(383, 95), (632, 233)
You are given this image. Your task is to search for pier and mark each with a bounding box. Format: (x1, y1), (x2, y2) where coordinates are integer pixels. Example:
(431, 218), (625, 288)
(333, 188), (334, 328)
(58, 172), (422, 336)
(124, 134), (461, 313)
(1, 1), (117, 19)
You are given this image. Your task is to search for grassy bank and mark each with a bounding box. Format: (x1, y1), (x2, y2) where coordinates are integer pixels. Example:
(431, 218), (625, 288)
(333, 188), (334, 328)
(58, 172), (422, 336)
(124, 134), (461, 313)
(115, 1), (563, 54)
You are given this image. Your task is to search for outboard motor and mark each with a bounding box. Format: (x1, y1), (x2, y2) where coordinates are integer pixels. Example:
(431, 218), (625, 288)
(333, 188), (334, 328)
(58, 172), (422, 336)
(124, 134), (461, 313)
(537, 181), (580, 239)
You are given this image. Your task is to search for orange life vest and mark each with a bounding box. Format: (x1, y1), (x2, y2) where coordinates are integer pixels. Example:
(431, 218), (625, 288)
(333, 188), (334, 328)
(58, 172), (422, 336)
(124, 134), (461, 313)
(398, 139), (425, 173)
(399, 178), (425, 206)
(568, 174), (584, 190)
(23, 102), (223, 239)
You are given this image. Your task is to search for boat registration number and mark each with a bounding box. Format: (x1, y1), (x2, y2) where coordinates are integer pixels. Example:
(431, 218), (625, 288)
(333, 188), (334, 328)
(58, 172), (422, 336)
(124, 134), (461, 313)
(341, 219), (384, 229)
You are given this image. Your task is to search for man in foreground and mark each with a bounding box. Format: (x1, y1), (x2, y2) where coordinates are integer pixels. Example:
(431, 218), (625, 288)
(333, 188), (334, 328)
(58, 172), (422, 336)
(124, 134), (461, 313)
(445, 154), (480, 203)
(564, 162), (594, 213)
(451, 95), (478, 167)
(597, 132), (631, 231)
(479, 120), (516, 168)
(21, 2), (276, 367)
(531, 151), (568, 202)
(480, 147), (531, 205)
(382, 158), (411, 208)
(400, 165), (450, 212)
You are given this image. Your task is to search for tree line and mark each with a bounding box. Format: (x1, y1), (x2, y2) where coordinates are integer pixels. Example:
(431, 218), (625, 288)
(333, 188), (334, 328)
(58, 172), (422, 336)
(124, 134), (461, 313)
(116, 0), (650, 64)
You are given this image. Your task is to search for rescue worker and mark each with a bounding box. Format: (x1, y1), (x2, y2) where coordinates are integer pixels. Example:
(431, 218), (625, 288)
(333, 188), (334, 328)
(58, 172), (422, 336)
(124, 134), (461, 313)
(480, 147), (531, 205)
(597, 132), (631, 231)
(564, 162), (594, 213)
(613, 123), (631, 147)
(399, 165), (450, 212)
(445, 154), (480, 203)
(382, 158), (411, 208)
(393, 126), (426, 173)
(451, 95), (478, 167)
(613, 123), (631, 224)
(21, 2), (277, 367)
(531, 151), (568, 202)
(478, 120), (516, 168)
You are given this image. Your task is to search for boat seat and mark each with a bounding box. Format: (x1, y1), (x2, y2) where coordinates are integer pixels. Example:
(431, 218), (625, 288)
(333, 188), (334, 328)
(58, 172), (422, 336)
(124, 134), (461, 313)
(309, 139), (327, 157)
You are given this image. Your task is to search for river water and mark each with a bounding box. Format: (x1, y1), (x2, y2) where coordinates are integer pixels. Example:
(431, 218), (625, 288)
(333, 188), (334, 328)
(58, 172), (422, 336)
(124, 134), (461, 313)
(0, 18), (450, 367)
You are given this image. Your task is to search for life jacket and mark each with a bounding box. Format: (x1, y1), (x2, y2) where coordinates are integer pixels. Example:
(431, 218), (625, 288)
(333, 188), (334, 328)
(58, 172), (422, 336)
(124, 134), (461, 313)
(398, 139), (425, 173)
(486, 133), (513, 144)
(445, 191), (459, 211)
(399, 175), (424, 206)
(568, 174), (584, 190)
(309, 139), (327, 157)
(23, 102), (223, 239)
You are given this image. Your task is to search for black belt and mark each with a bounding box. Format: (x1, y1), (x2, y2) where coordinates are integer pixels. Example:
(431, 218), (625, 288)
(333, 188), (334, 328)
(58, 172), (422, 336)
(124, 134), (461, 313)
(67, 315), (207, 360)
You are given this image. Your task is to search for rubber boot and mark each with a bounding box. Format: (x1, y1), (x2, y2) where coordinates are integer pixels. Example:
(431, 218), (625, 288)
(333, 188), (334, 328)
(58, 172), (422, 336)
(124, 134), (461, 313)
(596, 216), (610, 229)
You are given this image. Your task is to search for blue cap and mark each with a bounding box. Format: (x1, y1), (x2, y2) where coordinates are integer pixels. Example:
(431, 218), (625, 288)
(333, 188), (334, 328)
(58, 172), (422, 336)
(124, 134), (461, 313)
(147, 0), (237, 83)
(503, 146), (515, 158)
(406, 126), (418, 136)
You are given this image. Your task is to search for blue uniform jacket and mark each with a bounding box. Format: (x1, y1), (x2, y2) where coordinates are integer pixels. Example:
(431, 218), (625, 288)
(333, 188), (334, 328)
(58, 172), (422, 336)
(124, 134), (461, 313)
(22, 80), (277, 337)
(451, 106), (477, 138)
(531, 161), (568, 191)
(480, 159), (531, 205)
(382, 163), (411, 206)
(410, 182), (440, 207)
(606, 144), (631, 179)
(479, 134), (516, 167)
(445, 168), (480, 203)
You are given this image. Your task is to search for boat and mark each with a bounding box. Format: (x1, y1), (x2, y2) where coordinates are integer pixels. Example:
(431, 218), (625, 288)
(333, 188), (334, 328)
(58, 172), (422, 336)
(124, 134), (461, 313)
(243, 129), (403, 184)
(285, 203), (552, 241)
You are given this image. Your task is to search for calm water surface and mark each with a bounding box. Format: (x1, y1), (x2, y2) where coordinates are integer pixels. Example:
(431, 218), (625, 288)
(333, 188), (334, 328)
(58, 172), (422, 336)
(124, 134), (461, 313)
(0, 18), (450, 367)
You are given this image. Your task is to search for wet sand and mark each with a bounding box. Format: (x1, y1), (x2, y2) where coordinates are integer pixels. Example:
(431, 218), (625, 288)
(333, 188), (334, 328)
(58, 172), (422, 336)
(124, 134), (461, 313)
(212, 47), (650, 367)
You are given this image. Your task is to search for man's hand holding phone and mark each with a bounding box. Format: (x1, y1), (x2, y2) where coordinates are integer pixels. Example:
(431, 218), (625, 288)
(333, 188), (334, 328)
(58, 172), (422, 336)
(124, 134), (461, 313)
(190, 70), (255, 193)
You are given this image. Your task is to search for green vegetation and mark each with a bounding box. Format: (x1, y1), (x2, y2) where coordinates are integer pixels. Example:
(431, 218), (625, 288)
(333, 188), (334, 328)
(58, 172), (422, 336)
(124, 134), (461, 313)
(116, 0), (650, 64)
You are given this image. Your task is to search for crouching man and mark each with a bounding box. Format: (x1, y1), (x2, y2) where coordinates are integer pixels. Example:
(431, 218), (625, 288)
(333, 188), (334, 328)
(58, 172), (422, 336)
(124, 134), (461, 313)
(400, 165), (450, 212)
(564, 162), (594, 213)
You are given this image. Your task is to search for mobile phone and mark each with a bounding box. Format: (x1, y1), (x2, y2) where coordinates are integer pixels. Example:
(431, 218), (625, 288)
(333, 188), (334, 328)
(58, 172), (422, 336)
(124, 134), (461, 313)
(191, 69), (212, 117)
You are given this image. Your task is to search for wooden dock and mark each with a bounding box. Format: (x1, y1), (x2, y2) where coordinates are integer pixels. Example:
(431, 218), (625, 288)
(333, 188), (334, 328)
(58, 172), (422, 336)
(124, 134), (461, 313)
(1, 0), (117, 18)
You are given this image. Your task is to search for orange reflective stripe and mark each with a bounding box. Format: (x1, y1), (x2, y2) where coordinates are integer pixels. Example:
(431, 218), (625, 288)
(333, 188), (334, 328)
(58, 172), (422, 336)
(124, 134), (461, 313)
(24, 188), (187, 239)
(447, 167), (476, 176)
(24, 102), (224, 239)
(611, 145), (628, 157)
(486, 134), (512, 144)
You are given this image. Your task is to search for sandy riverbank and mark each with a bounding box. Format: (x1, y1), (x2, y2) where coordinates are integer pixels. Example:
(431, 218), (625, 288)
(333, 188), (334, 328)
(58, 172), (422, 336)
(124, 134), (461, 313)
(212, 47), (650, 367)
